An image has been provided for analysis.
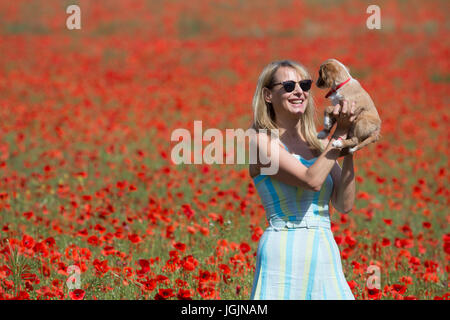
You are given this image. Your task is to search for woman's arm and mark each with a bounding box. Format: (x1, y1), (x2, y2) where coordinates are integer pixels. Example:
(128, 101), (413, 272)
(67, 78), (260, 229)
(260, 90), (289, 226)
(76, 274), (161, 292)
(305, 136), (344, 191)
(253, 101), (356, 192)
(330, 153), (356, 213)
(324, 101), (357, 213)
(254, 128), (350, 192)
(307, 100), (357, 192)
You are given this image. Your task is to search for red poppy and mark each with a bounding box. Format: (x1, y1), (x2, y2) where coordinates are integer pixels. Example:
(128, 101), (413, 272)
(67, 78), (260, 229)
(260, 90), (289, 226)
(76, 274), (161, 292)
(137, 259), (150, 274)
(70, 289), (85, 300)
(14, 291), (30, 300)
(334, 235), (343, 245)
(154, 283), (168, 299)
(41, 264), (51, 278)
(399, 276), (413, 285)
(21, 234), (35, 249)
(357, 191), (371, 200)
(77, 229), (88, 237)
(367, 287), (382, 299)
(181, 258), (197, 271)
(218, 264), (230, 275)
(93, 259), (109, 275)
(199, 226), (209, 236)
(208, 212), (224, 225)
(87, 235), (100, 246)
(44, 237), (55, 247)
(344, 235), (357, 247)
(198, 270), (211, 282)
(197, 284), (217, 299)
(116, 181), (127, 189)
(181, 204), (195, 220)
(347, 280), (357, 290)
(128, 234), (142, 244)
(166, 225), (175, 238)
(173, 242), (186, 251)
(33, 242), (49, 257)
(239, 242), (251, 254)
(177, 289), (193, 300)
(157, 288), (175, 299)
(422, 221), (431, 229)
(76, 172), (88, 179)
(392, 284), (407, 294)
(186, 226), (196, 234)
(22, 211), (34, 220)
(394, 238), (414, 249)
(94, 224), (106, 233)
(251, 226), (263, 242)
(175, 279), (188, 288)
(235, 285), (241, 295)
(140, 278), (157, 292)
(155, 274), (170, 284)
(375, 176), (386, 184)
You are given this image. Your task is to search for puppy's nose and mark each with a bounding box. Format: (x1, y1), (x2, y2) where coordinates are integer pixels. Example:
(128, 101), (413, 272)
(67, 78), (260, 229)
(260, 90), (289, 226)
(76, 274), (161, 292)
(316, 78), (323, 87)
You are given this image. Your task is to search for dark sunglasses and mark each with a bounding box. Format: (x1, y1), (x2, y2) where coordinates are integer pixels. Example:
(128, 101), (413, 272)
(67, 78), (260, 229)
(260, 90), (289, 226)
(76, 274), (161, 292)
(271, 79), (313, 92)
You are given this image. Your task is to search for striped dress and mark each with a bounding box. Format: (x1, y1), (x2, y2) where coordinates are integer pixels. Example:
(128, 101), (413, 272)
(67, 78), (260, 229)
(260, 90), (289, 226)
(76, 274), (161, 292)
(250, 142), (355, 300)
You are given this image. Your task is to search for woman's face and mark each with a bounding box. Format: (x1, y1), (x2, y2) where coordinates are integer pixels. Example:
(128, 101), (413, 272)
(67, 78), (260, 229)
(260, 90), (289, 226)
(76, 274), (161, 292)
(264, 66), (309, 116)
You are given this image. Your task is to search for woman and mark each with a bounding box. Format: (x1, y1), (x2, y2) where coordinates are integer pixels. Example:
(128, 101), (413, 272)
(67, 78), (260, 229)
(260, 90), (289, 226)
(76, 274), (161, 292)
(249, 60), (357, 300)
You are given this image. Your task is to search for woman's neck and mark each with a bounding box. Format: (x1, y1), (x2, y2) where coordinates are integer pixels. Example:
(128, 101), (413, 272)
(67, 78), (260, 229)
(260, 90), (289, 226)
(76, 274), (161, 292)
(277, 120), (305, 142)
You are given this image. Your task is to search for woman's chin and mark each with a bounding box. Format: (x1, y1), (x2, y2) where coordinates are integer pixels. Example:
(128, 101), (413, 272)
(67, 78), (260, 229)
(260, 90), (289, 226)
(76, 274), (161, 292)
(289, 103), (306, 113)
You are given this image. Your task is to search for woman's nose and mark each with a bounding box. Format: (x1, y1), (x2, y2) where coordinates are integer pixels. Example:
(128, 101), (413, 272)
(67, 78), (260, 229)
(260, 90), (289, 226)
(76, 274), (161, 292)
(293, 83), (304, 95)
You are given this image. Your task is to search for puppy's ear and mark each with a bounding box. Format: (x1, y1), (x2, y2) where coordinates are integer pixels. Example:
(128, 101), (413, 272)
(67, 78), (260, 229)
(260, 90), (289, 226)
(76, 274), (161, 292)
(322, 63), (338, 87)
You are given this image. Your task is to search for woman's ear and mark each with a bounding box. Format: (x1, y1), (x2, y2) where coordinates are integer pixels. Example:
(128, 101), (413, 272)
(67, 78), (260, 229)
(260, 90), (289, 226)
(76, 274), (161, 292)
(263, 87), (272, 104)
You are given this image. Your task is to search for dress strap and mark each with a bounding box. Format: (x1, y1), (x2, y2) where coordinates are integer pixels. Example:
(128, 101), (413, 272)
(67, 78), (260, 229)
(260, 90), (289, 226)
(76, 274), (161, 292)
(279, 140), (289, 151)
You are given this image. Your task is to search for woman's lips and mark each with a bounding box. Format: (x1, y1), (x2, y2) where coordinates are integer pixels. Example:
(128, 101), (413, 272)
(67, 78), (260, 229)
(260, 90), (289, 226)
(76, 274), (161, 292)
(288, 98), (305, 107)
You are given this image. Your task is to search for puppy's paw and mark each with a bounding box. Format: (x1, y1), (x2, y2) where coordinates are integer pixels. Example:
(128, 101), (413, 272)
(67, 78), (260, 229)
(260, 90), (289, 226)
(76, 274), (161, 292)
(317, 131), (328, 139)
(332, 140), (344, 148)
(324, 117), (333, 129)
(349, 146), (358, 154)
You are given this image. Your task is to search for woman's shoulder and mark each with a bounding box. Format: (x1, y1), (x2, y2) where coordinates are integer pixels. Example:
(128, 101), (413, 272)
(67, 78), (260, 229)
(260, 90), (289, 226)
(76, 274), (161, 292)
(248, 129), (285, 179)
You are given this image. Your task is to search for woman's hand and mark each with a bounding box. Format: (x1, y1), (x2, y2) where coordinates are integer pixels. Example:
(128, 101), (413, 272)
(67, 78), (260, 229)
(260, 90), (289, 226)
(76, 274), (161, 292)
(333, 100), (357, 138)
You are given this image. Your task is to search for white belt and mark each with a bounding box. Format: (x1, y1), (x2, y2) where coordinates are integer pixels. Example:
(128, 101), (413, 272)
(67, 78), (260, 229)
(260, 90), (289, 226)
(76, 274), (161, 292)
(269, 217), (331, 231)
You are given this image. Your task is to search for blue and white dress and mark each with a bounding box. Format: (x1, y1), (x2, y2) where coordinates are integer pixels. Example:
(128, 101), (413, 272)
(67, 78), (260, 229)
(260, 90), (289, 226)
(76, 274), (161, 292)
(250, 142), (355, 300)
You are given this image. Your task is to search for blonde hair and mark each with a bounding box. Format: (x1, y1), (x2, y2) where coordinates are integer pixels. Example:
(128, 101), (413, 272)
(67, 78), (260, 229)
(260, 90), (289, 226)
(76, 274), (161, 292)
(251, 60), (324, 155)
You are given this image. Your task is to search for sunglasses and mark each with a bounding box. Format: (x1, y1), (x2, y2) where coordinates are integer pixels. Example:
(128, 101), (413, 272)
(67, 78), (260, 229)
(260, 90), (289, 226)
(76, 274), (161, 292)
(271, 79), (313, 93)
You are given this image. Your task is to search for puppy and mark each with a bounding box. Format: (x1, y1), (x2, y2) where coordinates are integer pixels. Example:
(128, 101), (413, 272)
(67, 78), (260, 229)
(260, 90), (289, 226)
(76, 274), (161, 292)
(316, 58), (381, 154)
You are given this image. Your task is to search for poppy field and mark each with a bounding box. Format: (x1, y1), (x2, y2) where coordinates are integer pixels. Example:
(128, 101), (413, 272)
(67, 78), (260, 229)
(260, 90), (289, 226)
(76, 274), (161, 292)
(0, 0), (448, 300)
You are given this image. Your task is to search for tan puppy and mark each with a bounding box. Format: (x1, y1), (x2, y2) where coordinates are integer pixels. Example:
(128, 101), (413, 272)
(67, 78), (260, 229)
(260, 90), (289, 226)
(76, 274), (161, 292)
(316, 58), (381, 154)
